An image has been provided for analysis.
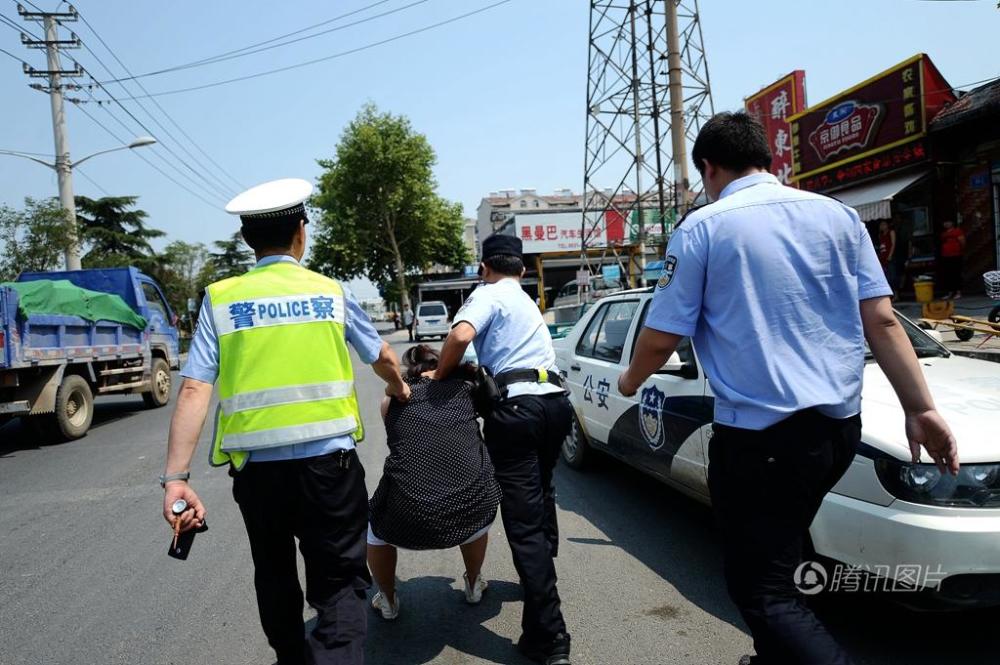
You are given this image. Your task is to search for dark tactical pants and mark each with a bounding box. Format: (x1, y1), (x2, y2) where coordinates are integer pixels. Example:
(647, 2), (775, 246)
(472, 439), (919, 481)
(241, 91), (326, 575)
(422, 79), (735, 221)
(484, 392), (573, 647)
(709, 409), (859, 665)
(233, 450), (371, 665)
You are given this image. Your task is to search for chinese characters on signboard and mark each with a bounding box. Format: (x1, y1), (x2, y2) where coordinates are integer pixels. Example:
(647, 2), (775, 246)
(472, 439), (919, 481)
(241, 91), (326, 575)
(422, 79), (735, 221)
(789, 54), (955, 191)
(514, 212), (605, 253)
(745, 71), (807, 186)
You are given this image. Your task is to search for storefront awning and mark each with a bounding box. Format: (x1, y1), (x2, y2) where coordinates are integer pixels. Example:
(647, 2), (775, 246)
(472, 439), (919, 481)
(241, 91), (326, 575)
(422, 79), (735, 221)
(831, 171), (928, 222)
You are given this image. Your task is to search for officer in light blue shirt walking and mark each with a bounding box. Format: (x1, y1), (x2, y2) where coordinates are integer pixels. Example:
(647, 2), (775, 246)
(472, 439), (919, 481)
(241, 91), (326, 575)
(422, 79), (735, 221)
(618, 112), (957, 665)
(431, 234), (574, 665)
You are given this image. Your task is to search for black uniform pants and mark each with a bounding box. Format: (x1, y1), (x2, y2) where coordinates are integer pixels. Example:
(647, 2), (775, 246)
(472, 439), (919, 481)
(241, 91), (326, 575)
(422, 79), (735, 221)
(232, 450), (371, 665)
(709, 409), (859, 665)
(483, 393), (573, 647)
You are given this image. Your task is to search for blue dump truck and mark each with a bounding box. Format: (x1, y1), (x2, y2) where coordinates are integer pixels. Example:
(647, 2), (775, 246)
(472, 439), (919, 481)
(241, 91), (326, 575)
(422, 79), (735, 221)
(0, 267), (179, 441)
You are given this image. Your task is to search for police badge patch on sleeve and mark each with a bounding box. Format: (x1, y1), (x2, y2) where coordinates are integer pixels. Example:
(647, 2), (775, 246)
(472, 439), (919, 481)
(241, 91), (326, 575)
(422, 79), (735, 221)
(657, 256), (677, 289)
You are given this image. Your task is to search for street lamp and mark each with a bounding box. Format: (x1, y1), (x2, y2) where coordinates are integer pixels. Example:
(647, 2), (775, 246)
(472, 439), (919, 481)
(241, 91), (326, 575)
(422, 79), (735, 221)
(0, 135), (157, 270)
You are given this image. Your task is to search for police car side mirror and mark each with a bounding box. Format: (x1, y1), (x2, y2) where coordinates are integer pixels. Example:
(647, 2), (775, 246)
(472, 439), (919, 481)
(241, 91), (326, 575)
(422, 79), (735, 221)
(660, 352), (685, 372)
(655, 351), (698, 380)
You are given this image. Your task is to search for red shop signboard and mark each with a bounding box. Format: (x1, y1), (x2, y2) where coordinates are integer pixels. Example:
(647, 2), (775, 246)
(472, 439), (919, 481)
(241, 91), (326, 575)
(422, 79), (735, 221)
(789, 53), (954, 191)
(745, 70), (807, 186)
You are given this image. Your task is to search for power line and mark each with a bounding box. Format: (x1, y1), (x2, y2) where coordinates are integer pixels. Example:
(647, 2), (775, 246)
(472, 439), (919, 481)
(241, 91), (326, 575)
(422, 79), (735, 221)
(71, 99), (224, 210)
(68, 18), (239, 198)
(101, 0), (427, 85)
(74, 164), (111, 196)
(73, 5), (247, 191)
(114, 0), (514, 101)
(3, 9), (237, 200)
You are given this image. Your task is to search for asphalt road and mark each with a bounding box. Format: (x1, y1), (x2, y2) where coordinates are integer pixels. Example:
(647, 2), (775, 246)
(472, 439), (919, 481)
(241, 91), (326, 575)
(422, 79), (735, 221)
(2, 327), (998, 665)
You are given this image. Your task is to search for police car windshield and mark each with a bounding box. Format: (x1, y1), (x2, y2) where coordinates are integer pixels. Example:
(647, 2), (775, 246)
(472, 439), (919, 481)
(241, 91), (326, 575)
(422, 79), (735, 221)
(864, 313), (950, 360)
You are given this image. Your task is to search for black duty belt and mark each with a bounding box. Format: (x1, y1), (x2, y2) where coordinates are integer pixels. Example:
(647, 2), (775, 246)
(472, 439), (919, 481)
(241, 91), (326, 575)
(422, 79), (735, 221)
(494, 368), (564, 393)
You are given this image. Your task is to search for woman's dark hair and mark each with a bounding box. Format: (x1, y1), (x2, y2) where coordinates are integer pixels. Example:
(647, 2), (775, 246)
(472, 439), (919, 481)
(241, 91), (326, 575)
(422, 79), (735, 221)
(402, 344), (477, 380)
(691, 111), (772, 175)
(483, 254), (524, 276)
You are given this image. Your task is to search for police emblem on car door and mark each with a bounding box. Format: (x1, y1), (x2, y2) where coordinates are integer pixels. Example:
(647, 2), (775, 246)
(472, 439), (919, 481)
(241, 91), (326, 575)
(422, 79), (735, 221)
(639, 384), (666, 450)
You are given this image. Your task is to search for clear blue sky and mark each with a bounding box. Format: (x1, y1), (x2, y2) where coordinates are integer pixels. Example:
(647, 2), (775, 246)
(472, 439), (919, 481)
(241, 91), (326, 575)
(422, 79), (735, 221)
(1, 0), (997, 298)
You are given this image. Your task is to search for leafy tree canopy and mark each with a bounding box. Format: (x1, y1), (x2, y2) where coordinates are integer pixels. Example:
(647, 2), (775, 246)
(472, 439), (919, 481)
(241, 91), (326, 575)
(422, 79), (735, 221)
(309, 104), (468, 307)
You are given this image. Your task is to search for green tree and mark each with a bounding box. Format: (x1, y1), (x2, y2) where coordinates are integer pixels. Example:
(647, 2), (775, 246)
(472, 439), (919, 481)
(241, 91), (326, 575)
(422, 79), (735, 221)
(0, 197), (74, 280)
(309, 104), (468, 308)
(75, 195), (164, 270)
(150, 240), (209, 318)
(200, 231), (254, 284)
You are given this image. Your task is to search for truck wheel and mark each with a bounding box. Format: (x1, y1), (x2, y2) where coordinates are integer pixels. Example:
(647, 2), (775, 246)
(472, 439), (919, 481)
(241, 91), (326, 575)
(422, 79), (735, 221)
(955, 327), (975, 342)
(561, 413), (591, 470)
(142, 358), (172, 408)
(54, 374), (94, 441)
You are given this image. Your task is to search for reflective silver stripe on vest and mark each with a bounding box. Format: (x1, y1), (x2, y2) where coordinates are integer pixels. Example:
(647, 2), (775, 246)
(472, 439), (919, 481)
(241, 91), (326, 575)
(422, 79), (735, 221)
(220, 416), (358, 452)
(220, 381), (355, 416)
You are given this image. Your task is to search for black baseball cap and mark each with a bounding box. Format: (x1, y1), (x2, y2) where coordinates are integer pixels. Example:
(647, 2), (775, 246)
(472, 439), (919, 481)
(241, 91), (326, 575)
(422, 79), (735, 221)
(481, 234), (523, 261)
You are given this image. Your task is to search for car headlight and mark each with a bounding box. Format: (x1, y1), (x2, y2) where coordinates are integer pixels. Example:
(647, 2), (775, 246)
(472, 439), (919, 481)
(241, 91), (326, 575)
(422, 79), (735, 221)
(874, 458), (1000, 507)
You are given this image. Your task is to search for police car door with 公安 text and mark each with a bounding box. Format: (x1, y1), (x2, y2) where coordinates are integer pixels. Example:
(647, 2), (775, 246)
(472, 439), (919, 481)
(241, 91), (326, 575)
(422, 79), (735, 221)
(562, 293), (711, 498)
(565, 299), (641, 448)
(619, 298), (711, 495)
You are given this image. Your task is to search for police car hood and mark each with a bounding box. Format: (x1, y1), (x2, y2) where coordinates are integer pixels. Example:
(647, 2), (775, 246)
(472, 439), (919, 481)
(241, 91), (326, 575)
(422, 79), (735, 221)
(861, 355), (1000, 464)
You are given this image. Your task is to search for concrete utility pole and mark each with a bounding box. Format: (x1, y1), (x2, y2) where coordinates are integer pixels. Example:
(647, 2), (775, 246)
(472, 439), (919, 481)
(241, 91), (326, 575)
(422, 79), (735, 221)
(20, 4), (84, 270)
(665, 0), (690, 218)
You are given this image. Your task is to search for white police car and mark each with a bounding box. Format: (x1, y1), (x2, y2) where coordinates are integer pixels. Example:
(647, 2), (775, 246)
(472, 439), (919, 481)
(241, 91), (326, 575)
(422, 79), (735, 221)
(554, 289), (1000, 607)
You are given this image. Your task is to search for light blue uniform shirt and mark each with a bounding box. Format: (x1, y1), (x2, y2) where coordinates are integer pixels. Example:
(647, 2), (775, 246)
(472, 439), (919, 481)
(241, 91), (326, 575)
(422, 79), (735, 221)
(453, 277), (564, 398)
(644, 172), (891, 430)
(181, 255), (384, 461)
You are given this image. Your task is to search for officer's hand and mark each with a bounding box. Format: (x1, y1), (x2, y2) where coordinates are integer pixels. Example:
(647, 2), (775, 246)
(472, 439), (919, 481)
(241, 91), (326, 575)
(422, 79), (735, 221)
(386, 381), (411, 403)
(163, 482), (207, 533)
(905, 409), (959, 475)
(617, 372), (638, 397)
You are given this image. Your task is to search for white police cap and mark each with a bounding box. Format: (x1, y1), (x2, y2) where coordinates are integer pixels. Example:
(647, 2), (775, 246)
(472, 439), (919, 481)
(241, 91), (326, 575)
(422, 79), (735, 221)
(225, 178), (313, 223)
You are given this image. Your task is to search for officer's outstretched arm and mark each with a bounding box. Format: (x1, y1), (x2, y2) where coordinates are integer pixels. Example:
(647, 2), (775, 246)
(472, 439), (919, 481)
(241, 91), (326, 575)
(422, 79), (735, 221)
(162, 378), (213, 532)
(618, 327), (682, 397)
(861, 296), (959, 474)
(435, 322), (475, 380)
(372, 341), (409, 402)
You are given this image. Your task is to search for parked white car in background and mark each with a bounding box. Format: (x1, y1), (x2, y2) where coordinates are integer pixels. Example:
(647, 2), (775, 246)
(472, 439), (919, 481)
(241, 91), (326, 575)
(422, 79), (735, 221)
(414, 300), (451, 341)
(553, 289), (1000, 608)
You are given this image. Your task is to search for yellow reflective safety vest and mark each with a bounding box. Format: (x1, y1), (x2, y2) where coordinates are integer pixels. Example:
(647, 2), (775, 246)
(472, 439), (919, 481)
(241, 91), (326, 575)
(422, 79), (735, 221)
(206, 260), (364, 470)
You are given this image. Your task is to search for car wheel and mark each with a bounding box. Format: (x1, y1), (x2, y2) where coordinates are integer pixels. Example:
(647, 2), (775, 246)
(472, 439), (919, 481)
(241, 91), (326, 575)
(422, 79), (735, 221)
(142, 357), (172, 408)
(989, 306), (1000, 325)
(955, 327), (975, 342)
(561, 413), (591, 469)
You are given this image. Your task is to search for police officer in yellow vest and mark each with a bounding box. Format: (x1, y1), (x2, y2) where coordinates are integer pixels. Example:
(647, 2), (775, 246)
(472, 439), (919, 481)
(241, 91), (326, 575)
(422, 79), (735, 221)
(161, 178), (410, 665)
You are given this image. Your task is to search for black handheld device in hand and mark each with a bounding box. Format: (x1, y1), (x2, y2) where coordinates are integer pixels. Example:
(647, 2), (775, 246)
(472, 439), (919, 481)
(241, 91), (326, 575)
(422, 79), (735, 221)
(167, 498), (209, 560)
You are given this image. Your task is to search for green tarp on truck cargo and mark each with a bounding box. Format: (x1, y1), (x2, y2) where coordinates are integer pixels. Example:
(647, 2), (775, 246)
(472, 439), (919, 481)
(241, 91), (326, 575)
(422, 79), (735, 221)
(1, 279), (148, 330)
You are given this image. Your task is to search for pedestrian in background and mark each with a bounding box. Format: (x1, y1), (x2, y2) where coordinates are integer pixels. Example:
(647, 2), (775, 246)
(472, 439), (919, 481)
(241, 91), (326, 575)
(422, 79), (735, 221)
(939, 219), (966, 299)
(403, 302), (415, 341)
(877, 219), (897, 299)
(431, 234), (574, 665)
(161, 178), (410, 665)
(367, 344), (501, 620)
(618, 112), (958, 665)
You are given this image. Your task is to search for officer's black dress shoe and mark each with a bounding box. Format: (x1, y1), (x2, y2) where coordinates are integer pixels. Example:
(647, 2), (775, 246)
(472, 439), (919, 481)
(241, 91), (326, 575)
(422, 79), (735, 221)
(517, 632), (572, 665)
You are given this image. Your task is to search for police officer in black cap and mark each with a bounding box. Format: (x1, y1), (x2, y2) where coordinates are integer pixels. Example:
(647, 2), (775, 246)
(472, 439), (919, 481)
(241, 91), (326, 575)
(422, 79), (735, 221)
(429, 234), (573, 665)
